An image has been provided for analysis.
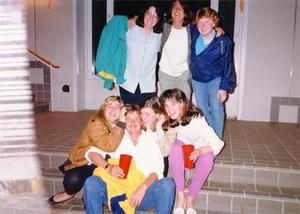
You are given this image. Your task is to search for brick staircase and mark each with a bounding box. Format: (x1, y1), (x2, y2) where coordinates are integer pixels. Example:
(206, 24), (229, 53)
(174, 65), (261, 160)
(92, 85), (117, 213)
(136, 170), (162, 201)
(39, 150), (300, 214)
(185, 161), (300, 214)
(4, 112), (296, 214)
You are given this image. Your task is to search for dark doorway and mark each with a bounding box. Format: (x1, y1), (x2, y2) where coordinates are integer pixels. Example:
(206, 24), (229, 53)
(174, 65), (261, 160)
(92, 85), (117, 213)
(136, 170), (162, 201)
(92, 0), (106, 67)
(92, 0), (213, 63)
(218, 0), (236, 40)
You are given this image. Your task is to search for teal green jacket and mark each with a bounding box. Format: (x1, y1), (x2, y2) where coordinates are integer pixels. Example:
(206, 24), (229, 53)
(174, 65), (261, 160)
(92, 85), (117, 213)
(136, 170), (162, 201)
(95, 15), (128, 89)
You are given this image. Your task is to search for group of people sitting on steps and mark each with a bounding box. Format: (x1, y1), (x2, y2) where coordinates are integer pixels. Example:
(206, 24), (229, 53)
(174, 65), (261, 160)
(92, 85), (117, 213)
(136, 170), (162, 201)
(48, 1), (235, 213)
(49, 90), (224, 214)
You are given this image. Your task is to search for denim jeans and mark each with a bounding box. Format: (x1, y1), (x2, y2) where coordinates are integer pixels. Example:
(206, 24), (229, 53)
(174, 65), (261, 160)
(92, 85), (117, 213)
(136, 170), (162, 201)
(84, 176), (175, 214)
(192, 77), (224, 139)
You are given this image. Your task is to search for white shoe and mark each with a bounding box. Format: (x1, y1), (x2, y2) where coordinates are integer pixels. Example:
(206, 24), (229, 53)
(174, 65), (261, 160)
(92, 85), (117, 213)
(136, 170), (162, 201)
(186, 208), (197, 214)
(173, 207), (185, 214)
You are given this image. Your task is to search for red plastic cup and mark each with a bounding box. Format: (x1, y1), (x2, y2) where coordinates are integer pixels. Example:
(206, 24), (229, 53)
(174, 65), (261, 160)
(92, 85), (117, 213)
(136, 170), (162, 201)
(119, 154), (132, 179)
(182, 144), (195, 169)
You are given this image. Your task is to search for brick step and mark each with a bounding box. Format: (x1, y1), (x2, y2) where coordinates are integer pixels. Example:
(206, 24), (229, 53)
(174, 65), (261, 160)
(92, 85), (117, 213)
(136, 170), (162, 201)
(185, 180), (300, 214)
(33, 101), (50, 112)
(42, 171), (156, 213)
(40, 151), (300, 191)
(186, 161), (300, 190)
(0, 192), (154, 214)
(39, 152), (300, 213)
(42, 169), (300, 214)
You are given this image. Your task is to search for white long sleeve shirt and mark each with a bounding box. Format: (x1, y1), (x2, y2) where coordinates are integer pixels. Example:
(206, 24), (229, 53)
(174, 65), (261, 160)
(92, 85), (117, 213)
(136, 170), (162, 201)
(120, 26), (162, 93)
(177, 116), (224, 156)
(85, 130), (164, 179)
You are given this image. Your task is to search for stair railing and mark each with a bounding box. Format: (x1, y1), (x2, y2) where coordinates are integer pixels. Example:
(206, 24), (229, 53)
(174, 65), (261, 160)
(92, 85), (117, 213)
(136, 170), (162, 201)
(27, 48), (60, 69)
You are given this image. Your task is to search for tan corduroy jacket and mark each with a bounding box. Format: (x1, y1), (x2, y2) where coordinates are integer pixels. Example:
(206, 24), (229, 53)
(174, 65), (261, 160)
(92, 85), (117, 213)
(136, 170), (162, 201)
(64, 116), (124, 171)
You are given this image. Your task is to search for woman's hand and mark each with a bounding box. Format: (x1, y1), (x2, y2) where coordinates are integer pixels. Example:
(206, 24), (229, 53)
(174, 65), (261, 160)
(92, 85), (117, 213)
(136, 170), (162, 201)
(119, 106), (127, 122)
(217, 89), (228, 103)
(106, 165), (124, 178)
(190, 146), (213, 162)
(156, 114), (166, 130)
(128, 16), (137, 29)
(215, 27), (224, 37)
(190, 148), (201, 162)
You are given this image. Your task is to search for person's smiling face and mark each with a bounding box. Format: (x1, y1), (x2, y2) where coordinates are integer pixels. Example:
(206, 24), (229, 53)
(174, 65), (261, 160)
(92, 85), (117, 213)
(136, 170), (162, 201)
(104, 101), (121, 125)
(171, 1), (184, 24)
(164, 98), (182, 121)
(125, 111), (142, 134)
(141, 107), (158, 128)
(143, 6), (158, 29)
(197, 17), (215, 36)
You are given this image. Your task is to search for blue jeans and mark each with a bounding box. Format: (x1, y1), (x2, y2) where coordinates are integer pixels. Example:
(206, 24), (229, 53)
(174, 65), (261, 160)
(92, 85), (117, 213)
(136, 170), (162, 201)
(192, 78), (224, 139)
(84, 176), (175, 214)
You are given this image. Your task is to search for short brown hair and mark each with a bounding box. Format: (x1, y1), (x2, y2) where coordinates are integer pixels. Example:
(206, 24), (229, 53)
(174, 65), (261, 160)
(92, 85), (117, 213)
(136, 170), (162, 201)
(194, 7), (219, 26)
(124, 104), (141, 117)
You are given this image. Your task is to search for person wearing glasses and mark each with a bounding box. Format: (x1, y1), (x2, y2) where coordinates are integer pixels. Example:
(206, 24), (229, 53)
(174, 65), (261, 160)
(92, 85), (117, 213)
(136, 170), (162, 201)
(48, 96), (125, 204)
(119, 3), (162, 106)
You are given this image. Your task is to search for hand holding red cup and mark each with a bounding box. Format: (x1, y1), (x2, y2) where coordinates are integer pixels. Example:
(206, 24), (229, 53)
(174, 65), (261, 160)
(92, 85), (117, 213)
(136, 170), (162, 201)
(182, 144), (195, 169)
(119, 154), (132, 179)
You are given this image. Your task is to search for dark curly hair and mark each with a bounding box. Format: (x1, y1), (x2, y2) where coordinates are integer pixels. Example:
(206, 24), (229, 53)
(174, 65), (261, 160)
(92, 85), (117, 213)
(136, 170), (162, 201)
(167, 0), (193, 27)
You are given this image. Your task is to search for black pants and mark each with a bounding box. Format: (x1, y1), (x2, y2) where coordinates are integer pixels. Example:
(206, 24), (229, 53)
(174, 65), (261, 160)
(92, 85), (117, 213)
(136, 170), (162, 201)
(63, 164), (96, 195)
(163, 156), (169, 177)
(119, 84), (156, 106)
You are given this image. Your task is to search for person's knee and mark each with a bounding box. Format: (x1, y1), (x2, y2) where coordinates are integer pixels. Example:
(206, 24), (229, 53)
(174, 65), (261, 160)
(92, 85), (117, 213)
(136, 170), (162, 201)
(159, 178), (175, 196)
(84, 176), (105, 195)
(197, 153), (214, 171)
(211, 98), (224, 112)
(63, 172), (82, 194)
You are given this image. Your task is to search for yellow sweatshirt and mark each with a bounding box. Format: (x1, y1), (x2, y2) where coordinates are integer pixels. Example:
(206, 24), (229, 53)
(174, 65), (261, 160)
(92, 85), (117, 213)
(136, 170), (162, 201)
(93, 158), (146, 214)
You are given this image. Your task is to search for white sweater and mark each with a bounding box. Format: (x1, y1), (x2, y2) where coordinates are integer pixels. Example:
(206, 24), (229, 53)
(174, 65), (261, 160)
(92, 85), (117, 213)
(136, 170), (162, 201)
(177, 116), (224, 156)
(85, 130), (164, 179)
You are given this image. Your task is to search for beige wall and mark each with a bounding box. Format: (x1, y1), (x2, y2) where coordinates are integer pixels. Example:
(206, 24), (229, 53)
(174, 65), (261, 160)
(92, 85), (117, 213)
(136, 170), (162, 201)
(27, 0), (300, 122)
(290, 0), (300, 98)
(26, 0), (78, 111)
(240, 0), (299, 122)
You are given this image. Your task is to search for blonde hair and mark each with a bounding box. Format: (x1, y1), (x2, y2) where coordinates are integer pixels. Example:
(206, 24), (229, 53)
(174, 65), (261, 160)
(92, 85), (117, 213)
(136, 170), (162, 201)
(141, 96), (168, 130)
(141, 96), (165, 115)
(194, 7), (219, 26)
(91, 96), (123, 125)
